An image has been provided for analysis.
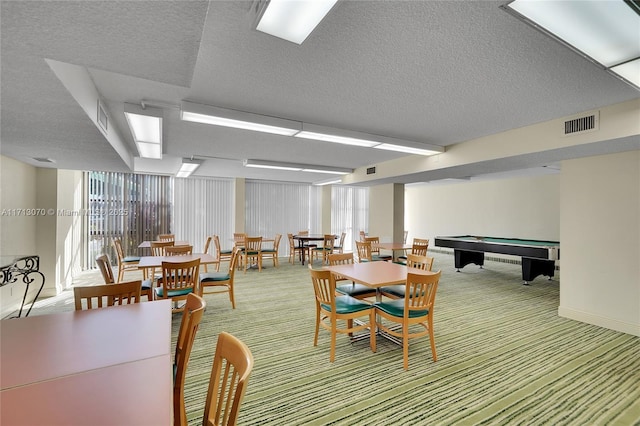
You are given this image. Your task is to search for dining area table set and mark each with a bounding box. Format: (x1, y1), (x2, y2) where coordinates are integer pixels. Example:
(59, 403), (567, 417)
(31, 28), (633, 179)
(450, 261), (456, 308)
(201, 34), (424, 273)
(1, 233), (256, 425)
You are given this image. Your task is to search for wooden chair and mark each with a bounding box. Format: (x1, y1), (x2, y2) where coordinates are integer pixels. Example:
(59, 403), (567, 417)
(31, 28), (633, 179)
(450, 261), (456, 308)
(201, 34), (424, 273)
(95, 254), (153, 301)
(164, 245), (193, 256)
(355, 240), (372, 263)
(375, 271), (441, 370)
(334, 232), (347, 253)
(173, 293), (206, 426)
(365, 236), (392, 261)
(213, 235), (232, 271)
(151, 240), (175, 256)
(155, 258), (200, 313)
(380, 254), (434, 299)
(242, 236), (262, 273)
(309, 267), (376, 362)
(312, 234), (335, 265)
(261, 233), (281, 268)
(158, 233), (175, 241)
(327, 252), (376, 300)
(200, 247), (240, 309)
(288, 233), (305, 264)
(112, 237), (140, 282)
(202, 332), (254, 426)
(73, 281), (142, 310)
(397, 238), (429, 263)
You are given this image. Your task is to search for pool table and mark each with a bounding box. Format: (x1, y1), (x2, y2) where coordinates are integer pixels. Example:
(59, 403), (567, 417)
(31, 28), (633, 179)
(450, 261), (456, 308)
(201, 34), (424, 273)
(434, 235), (559, 284)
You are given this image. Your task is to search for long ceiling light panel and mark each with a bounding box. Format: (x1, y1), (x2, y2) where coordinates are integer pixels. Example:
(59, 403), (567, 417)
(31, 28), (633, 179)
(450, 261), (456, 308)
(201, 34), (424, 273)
(181, 101), (301, 136)
(244, 159), (353, 175)
(503, 0), (640, 89)
(176, 158), (202, 178)
(124, 103), (163, 159)
(180, 102), (444, 156)
(256, 0), (339, 44)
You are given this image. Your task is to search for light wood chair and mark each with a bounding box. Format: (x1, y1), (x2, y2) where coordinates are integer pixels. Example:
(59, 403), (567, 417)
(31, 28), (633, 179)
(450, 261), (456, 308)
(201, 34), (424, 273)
(73, 281), (142, 310)
(261, 233), (281, 268)
(158, 233), (175, 241)
(312, 234), (335, 265)
(380, 254), (434, 299)
(164, 245), (193, 256)
(112, 237), (140, 282)
(202, 332), (254, 426)
(334, 232), (347, 253)
(95, 254), (153, 301)
(242, 236), (262, 273)
(202, 235), (220, 272)
(173, 293), (206, 426)
(355, 240), (372, 263)
(309, 267), (376, 362)
(151, 240), (175, 256)
(365, 236), (392, 261)
(327, 252), (376, 301)
(200, 246), (240, 309)
(213, 235), (232, 271)
(375, 271), (441, 370)
(398, 238), (429, 263)
(288, 233), (305, 264)
(155, 258), (201, 313)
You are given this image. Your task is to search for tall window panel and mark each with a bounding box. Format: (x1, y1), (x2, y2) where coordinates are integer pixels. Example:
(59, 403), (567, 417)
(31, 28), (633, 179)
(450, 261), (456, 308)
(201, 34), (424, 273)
(86, 172), (172, 268)
(173, 177), (234, 253)
(245, 180), (321, 257)
(331, 185), (369, 253)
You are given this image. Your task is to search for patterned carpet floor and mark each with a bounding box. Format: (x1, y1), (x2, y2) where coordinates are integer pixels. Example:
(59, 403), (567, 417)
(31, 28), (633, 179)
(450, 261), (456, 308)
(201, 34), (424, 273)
(27, 252), (640, 425)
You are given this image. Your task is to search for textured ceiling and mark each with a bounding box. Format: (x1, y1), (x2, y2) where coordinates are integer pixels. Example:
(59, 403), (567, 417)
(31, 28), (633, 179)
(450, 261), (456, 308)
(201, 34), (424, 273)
(1, 0), (638, 184)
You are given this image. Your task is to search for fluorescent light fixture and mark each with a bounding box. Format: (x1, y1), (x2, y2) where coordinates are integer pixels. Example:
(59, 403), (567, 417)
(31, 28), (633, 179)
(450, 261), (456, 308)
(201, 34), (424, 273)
(181, 101), (301, 136)
(295, 123), (444, 155)
(374, 143), (442, 156)
(124, 103), (163, 159)
(314, 178), (342, 186)
(256, 0), (338, 45)
(244, 159), (352, 174)
(176, 158), (202, 178)
(611, 59), (640, 89)
(504, 0), (640, 89)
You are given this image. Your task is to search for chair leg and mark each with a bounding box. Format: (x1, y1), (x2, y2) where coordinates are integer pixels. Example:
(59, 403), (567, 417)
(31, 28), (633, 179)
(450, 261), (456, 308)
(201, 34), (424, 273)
(428, 317), (437, 362)
(369, 310), (377, 353)
(330, 317), (337, 362)
(403, 327), (409, 370)
(314, 308), (320, 346)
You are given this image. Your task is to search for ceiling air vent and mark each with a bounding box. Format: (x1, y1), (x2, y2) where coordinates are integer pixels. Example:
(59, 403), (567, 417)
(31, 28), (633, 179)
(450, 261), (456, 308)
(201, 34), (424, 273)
(563, 111), (599, 136)
(366, 166), (376, 175)
(33, 157), (55, 163)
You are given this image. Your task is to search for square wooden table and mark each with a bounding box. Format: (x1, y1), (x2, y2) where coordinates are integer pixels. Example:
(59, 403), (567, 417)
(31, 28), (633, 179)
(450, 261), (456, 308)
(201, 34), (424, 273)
(1, 300), (173, 425)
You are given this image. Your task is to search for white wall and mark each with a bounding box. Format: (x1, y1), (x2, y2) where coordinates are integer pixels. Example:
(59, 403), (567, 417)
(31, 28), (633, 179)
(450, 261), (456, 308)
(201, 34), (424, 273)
(0, 156), (38, 317)
(405, 173), (560, 244)
(559, 151), (639, 336)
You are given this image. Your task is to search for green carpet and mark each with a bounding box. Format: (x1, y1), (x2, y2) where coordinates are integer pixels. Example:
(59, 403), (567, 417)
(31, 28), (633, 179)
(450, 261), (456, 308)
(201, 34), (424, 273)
(26, 253), (640, 425)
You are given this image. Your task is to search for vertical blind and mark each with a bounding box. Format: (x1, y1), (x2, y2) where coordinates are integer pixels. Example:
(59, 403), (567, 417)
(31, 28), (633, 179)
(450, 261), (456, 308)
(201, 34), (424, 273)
(245, 180), (321, 257)
(85, 171), (172, 268)
(331, 185), (369, 253)
(173, 177), (234, 253)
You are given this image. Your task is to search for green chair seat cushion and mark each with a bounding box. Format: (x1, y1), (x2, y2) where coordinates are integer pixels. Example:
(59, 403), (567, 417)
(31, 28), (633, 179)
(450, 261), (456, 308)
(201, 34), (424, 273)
(321, 295), (372, 314)
(154, 286), (193, 298)
(123, 256), (140, 263)
(141, 279), (153, 290)
(379, 285), (405, 298)
(375, 299), (429, 318)
(200, 272), (230, 282)
(220, 249), (233, 254)
(262, 249), (277, 253)
(336, 283), (376, 298)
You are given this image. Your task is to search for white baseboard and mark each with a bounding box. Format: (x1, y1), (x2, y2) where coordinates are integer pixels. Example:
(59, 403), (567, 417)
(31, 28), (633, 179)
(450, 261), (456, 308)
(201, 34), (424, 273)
(558, 306), (640, 337)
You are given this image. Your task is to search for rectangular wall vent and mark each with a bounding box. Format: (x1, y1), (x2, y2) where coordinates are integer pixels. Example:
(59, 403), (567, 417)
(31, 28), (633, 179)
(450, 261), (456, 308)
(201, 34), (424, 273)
(366, 166), (376, 175)
(33, 157), (55, 163)
(563, 111), (599, 136)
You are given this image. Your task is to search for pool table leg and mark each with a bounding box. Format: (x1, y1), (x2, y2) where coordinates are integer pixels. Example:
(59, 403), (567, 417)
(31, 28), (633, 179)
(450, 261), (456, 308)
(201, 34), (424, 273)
(522, 257), (555, 285)
(454, 249), (485, 271)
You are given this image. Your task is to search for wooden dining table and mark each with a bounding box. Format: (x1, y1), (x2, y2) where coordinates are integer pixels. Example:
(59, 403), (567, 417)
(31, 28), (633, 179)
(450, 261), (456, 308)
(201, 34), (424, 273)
(138, 240), (191, 249)
(138, 253), (219, 279)
(371, 242), (413, 262)
(0, 300), (173, 425)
